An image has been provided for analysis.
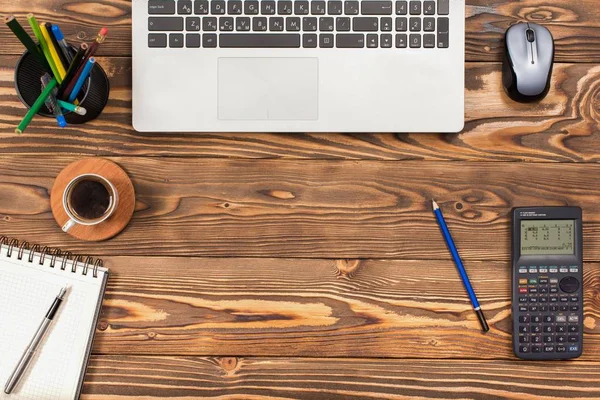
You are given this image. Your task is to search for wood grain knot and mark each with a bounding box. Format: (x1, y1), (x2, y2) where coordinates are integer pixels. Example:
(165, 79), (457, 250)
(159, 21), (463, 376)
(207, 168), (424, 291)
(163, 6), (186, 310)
(147, 332), (157, 339)
(260, 189), (296, 200)
(217, 357), (241, 375)
(517, 7), (577, 23)
(97, 320), (109, 331)
(335, 259), (362, 278)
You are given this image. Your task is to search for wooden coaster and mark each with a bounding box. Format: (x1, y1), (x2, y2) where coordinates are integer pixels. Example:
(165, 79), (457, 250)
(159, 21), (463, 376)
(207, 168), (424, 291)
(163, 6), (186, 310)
(51, 158), (135, 242)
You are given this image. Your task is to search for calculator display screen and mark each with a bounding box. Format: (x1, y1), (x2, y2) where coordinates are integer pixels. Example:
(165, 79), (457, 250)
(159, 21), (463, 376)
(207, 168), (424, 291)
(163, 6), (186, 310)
(520, 220), (575, 255)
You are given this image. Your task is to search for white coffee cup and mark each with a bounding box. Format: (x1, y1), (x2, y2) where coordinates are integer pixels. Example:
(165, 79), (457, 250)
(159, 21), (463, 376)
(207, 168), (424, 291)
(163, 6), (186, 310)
(62, 174), (119, 232)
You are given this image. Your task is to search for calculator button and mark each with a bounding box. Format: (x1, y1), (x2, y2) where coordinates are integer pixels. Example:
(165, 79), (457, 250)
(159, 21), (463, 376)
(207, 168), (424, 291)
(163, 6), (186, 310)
(550, 287), (558, 293)
(529, 296), (538, 303)
(519, 287), (528, 294)
(531, 335), (542, 343)
(532, 346), (542, 353)
(557, 345), (566, 352)
(543, 315), (554, 323)
(549, 267), (558, 273)
(556, 335), (566, 343)
(519, 267), (528, 274)
(529, 278), (538, 285)
(540, 306), (548, 312)
(568, 335), (579, 342)
(518, 316), (530, 323)
(529, 306), (538, 312)
(529, 288), (538, 294)
(560, 305), (568, 311)
(539, 287), (548, 293)
(543, 326), (552, 333)
(539, 278), (548, 284)
(519, 296), (528, 303)
(519, 346), (529, 353)
(550, 278), (558, 284)
(568, 315), (579, 323)
(531, 316), (541, 323)
(519, 306), (528, 312)
(531, 325), (541, 333)
(570, 305), (579, 311)
(570, 296), (579, 302)
(560, 276), (580, 293)
(543, 335), (553, 343)
(556, 325), (566, 333)
(568, 345), (579, 352)
(549, 296), (558, 303)
(569, 266), (578, 273)
(519, 336), (529, 343)
(544, 346), (555, 352)
(560, 297), (568, 302)
(568, 325), (579, 333)
(539, 267), (548, 273)
(556, 316), (567, 323)
(519, 279), (528, 285)
(550, 306), (558, 312)
(528, 267), (538, 273)
(560, 267), (568, 273)
(539, 296), (548, 303)
(519, 326), (529, 333)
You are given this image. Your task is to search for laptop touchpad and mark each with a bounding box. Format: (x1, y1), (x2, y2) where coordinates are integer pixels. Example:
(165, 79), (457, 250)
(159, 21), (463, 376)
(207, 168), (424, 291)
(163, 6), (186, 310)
(218, 58), (318, 121)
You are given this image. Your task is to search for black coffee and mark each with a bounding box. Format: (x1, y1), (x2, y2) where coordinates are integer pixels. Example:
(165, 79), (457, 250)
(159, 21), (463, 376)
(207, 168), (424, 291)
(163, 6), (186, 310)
(69, 180), (111, 220)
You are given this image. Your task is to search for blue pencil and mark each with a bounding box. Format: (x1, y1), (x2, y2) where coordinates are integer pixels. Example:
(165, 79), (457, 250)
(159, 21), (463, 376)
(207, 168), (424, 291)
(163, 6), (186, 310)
(432, 199), (489, 332)
(67, 57), (95, 103)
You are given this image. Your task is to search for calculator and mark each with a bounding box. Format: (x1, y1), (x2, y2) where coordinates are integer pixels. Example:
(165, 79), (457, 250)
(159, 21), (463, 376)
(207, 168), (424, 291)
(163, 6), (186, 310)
(512, 207), (583, 360)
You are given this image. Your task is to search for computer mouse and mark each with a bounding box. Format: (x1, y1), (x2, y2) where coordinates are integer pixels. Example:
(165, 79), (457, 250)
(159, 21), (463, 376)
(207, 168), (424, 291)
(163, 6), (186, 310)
(503, 22), (554, 103)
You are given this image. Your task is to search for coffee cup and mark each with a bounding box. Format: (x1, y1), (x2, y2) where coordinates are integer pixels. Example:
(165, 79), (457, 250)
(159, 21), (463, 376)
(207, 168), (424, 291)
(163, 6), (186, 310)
(62, 174), (119, 232)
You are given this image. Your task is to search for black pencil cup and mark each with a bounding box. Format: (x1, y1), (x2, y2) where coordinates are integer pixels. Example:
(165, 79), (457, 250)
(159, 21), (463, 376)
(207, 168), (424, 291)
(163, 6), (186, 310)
(14, 46), (110, 124)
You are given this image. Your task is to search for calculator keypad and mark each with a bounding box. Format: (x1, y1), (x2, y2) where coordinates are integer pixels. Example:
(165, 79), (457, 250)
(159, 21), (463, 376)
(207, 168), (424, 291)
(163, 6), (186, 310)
(515, 265), (582, 357)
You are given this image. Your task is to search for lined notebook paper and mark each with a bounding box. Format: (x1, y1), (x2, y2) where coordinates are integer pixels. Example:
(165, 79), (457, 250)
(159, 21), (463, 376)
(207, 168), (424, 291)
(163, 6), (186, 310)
(0, 239), (108, 400)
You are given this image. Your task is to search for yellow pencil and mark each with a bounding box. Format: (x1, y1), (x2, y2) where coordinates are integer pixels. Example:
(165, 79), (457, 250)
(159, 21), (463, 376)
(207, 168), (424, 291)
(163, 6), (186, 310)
(40, 24), (66, 81)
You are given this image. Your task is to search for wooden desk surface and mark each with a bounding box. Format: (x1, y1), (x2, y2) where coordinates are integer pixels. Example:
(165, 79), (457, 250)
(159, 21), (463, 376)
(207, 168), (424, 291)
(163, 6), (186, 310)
(1, 0), (599, 398)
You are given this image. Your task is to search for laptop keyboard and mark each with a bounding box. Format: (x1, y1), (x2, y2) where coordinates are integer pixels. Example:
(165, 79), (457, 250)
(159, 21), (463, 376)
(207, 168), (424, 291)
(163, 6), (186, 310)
(147, 0), (450, 49)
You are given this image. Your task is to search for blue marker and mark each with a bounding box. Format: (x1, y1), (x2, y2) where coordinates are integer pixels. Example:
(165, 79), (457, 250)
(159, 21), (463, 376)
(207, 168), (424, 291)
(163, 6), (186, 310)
(432, 199), (489, 332)
(67, 57), (95, 103)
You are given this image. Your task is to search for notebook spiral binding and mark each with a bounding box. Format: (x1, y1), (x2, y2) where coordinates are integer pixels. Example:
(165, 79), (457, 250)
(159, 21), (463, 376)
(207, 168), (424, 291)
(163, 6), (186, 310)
(0, 236), (103, 278)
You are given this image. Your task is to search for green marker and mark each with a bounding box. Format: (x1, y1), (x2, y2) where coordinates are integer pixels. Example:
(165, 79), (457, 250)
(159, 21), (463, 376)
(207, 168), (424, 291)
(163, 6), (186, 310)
(16, 77), (58, 134)
(27, 14), (60, 81)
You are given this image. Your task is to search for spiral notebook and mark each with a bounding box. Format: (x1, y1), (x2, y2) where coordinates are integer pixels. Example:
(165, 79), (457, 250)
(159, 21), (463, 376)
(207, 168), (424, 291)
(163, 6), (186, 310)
(0, 238), (109, 400)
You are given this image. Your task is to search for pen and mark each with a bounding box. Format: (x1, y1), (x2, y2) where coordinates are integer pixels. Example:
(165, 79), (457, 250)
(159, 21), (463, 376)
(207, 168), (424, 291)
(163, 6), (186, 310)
(67, 57), (95, 103)
(27, 14), (60, 81)
(432, 199), (489, 333)
(50, 24), (73, 64)
(41, 74), (67, 128)
(16, 77), (58, 134)
(40, 23), (66, 81)
(4, 286), (68, 394)
(46, 23), (69, 69)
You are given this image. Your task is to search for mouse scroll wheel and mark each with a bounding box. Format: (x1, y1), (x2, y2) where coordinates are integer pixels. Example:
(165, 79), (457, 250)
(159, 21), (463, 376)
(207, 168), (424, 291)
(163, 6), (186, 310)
(526, 29), (535, 42)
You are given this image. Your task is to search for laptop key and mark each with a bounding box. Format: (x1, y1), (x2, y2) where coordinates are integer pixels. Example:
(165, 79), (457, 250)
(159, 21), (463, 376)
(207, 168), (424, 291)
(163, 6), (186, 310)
(353, 17), (378, 32)
(237, 17), (251, 31)
(186, 33), (201, 47)
(362, 1), (393, 15)
(295, 1), (310, 15)
(228, 1), (243, 15)
(381, 33), (392, 48)
(438, 0), (449, 15)
(278, 1), (293, 15)
(336, 17), (351, 32)
(149, 1), (176, 15)
(423, 17), (435, 32)
(219, 33), (301, 48)
(270, 17), (284, 31)
(381, 17), (393, 31)
(328, 1), (343, 15)
(303, 17), (318, 31)
(149, 17), (184, 31)
(423, 1), (435, 15)
(169, 33), (184, 47)
(319, 17), (334, 31)
(312, 1), (326, 15)
(409, 1), (421, 14)
(396, 17), (407, 31)
(148, 33), (167, 47)
(203, 17), (217, 31)
(177, 0), (192, 15)
(423, 33), (435, 48)
(409, 33), (421, 48)
(211, 0), (226, 14)
(286, 17), (301, 31)
(194, 0), (209, 14)
(253, 17), (268, 31)
(303, 33), (318, 48)
(220, 17), (234, 31)
(320, 33), (334, 48)
(245, 1), (259, 15)
(396, 1), (407, 15)
(345, 1), (360, 15)
(396, 33), (407, 47)
(437, 17), (449, 48)
(410, 17), (421, 31)
(367, 34), (378, 48)
(336, 33), (365, 48)
(186, 17), (200, 31)
(203, 33), (217, 47)
(261, 1), (276, 15)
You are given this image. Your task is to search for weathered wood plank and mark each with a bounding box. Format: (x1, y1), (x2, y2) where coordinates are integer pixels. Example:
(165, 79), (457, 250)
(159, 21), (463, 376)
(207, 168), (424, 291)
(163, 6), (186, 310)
(2, 157), (600, 260)
(82, 356), (600, 399)
(1, 57), (599, 160)
(90, 257), (600, 359)
(1, 0), (599, 62)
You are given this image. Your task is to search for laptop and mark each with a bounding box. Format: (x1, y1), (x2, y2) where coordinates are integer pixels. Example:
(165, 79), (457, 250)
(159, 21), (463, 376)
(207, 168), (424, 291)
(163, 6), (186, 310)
(132, 0), (465, 132)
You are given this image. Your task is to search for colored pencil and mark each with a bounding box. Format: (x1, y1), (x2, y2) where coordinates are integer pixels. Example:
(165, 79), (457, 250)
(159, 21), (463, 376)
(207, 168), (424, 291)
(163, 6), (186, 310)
(67, 57), (95, 103)
(46, 23), (69, 69)
(40, 23), (66, 81)
(50, 24), (73, 64)
(57, 100), (87, 115)
(62, 28), (107, 100)
(3, 15), (50, 73)
(27, 14), (60, 81)
(16, 77), (58, 134)
(432, 199), (489, 333)
(57, 42), (87, 99)
(41, 74), (67, 128)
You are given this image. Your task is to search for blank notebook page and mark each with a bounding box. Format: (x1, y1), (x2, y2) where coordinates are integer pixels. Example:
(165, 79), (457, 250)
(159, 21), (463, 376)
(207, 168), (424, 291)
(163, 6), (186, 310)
(0, 245), (107, 400)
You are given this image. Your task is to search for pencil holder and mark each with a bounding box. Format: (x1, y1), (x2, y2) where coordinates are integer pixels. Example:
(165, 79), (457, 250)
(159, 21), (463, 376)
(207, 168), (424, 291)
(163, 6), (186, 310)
(14, 45), (110, 124)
